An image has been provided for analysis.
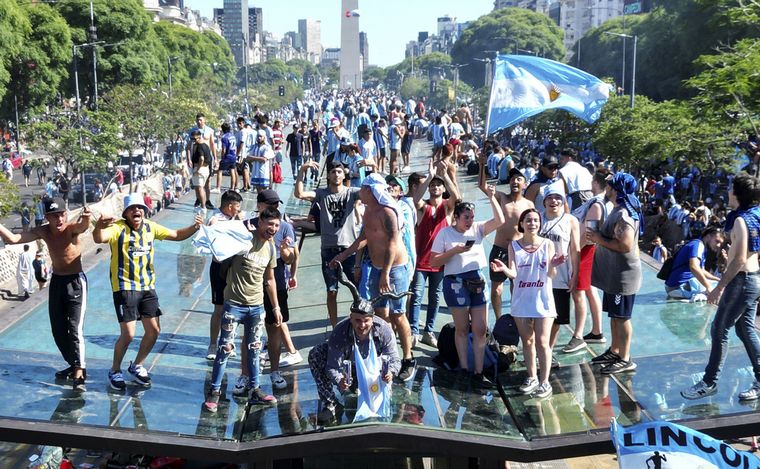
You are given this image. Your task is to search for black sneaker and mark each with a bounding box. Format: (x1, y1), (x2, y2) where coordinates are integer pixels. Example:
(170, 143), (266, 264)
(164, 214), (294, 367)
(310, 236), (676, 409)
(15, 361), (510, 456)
(55, 366), (74, 380)
(205, 201), (215, 210)
(591, 348), (620, 365)
(128, 361), (151, 387)
(472, 373), (494, 389)
(601, 359), (637, 374)
(583, 332), (607, 344)
(249, 387), (277, 405)
(194, 199), (201, 207)
(398, 358), (416, 382)
(108, 370), (126, 391)
(73, 376), (87, 392)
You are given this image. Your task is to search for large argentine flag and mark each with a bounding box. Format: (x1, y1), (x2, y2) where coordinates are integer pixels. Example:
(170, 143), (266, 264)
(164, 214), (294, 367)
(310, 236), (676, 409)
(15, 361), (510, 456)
(486, 55), (610, 135)
(352, 335), (390, 423)
(611, 419), (760, 469)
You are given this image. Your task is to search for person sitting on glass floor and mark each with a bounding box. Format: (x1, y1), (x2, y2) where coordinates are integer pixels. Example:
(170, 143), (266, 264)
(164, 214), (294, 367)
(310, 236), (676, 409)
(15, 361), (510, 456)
(664, 226), (724, 302)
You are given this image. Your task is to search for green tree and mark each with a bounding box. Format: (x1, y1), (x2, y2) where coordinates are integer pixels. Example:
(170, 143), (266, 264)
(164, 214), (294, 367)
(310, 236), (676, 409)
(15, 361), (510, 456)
(0, 175), (20, 218)
(0, 0), (30, 104)
(451, 7), (565, 88)
(2, 3), (72, 116)
(55, 0), (167, 100)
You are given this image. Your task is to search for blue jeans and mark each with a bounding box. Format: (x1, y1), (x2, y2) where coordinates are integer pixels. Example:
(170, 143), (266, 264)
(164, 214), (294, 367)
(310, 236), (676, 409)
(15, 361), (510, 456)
(408, 269), (444, 335)
(703, 271), (760, 385)
(368, 263), (411, 314)
(210, 302), (265, 391)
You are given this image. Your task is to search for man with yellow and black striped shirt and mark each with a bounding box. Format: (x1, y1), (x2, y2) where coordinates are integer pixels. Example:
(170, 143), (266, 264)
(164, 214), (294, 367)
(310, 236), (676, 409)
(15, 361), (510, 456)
(93, 194), (202, 391)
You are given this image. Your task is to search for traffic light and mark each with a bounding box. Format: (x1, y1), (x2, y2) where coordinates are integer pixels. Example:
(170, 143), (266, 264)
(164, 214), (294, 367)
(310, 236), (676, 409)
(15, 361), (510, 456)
(278, 85), (285, 96)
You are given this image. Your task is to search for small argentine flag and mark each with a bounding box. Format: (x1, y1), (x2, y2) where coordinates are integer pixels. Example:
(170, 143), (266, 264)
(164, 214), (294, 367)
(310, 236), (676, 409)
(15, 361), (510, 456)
(353, 336), (390, 422)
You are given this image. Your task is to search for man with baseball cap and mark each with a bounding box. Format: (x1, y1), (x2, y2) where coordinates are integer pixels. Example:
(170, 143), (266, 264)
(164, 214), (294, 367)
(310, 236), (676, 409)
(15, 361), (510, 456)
(525, 154), (568, 213)
(0, 197), (92, 391)
(295, 159), (361, 327)
(93, 194), (203, 391)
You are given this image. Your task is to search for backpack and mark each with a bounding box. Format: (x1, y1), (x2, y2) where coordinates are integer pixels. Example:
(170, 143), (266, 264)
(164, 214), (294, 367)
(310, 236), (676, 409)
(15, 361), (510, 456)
(466, 160), (479, 176)
(272, 162), (283, 184)
(492, 314), (520, 347)
(656, 244), (684, 281)
(434, 322), (512, 380)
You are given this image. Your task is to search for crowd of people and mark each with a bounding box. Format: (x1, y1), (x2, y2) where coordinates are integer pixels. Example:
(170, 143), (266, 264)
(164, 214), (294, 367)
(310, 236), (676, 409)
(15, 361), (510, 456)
(1, 88), (759, 431)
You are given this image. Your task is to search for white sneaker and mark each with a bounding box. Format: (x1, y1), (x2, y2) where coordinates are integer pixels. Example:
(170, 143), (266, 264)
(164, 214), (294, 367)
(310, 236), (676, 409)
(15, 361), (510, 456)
(210, 188), (221, 194)
(519, 376), (539, 394)
(206, 344), (216, 361)
(270, 371), (287, 390)
(691, 293), (708, 303)
(232, 375), (250, 397)
(279, 351), (303, 368)
(739, 380), (760, 401)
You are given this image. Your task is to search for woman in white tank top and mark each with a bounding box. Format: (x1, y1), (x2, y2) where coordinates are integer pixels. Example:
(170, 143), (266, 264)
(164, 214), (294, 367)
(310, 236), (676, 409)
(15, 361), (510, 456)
(491, 208), (561, 398)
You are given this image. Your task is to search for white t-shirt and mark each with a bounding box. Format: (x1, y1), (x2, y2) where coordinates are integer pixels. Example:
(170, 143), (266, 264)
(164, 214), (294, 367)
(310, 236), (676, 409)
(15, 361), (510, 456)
(559, 161), (592, 195)
(431, 222), (488, 276)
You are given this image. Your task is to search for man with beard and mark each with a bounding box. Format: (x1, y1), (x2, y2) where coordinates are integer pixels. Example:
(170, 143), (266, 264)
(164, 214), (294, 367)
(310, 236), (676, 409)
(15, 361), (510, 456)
(93, 194), (203, 391)
(480, 156), (534, 319)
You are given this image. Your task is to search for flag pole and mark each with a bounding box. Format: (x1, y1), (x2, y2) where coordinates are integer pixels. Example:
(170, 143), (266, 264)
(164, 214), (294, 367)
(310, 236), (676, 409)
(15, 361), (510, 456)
(483, 55), (498, 141)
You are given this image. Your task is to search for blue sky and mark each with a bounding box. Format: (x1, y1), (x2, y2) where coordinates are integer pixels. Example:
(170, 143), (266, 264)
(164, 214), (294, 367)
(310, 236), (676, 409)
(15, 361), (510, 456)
(184, 0), (493, 67)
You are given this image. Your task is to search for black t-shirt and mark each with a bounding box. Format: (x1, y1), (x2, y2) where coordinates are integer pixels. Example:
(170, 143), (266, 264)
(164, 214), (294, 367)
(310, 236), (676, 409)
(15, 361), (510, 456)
(287, 132), (304, 157)
(192, 143), (211, 166)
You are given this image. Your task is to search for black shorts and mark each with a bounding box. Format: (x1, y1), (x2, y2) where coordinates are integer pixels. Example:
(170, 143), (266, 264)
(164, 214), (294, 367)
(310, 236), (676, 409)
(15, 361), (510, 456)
(113, 290), (162, 323)
(553, 289), (571, 325)
(378, 147), (387, 158)
(489, 244), (510, 282)
(209, 261), (226, 306)
(219, 160), (237, 172)
(264, 289), (289, 324)
(603, 293), (635, 319)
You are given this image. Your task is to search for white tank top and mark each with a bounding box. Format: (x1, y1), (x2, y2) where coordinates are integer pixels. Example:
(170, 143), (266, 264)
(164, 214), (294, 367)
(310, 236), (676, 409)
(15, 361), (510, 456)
(510, 239), (556, 318)
(539, 213), (572, 289)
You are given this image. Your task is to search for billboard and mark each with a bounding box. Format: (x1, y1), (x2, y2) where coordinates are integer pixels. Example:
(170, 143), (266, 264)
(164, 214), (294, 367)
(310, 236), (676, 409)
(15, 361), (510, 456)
(623, 0), (652, 14)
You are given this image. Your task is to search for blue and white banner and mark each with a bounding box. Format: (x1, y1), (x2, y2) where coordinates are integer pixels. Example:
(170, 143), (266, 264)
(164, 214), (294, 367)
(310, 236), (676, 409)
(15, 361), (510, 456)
(611, 419), (760, 469)
(486, 55), (611, 136)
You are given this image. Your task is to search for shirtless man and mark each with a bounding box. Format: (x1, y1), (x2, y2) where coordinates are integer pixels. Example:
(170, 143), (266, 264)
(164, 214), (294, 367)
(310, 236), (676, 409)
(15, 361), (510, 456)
(330, 173), (416, 382)
(479, 154), (534, 319)
(0, 197), (91, 391)
(681, 172), (760, 401)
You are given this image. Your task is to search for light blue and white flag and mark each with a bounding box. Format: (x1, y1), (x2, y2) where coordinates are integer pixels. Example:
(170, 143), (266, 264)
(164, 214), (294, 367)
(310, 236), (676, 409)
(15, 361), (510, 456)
(353, 336), (390, 423)
(192, 221), (253, 262)
(611, 419), (760, 469)
(486, 55), (611, 135)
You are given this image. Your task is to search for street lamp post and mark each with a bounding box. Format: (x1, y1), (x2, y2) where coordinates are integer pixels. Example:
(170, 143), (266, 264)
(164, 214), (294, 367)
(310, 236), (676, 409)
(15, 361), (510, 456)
(88, 0), (99, 110)
(242, 33), (250, 116)
(604, 31), (638, 108)
(167, 56), (179, 99)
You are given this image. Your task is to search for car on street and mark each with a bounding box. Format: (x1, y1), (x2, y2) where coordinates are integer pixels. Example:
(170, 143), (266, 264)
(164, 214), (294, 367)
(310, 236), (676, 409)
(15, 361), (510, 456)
(70, 172), (110, 203)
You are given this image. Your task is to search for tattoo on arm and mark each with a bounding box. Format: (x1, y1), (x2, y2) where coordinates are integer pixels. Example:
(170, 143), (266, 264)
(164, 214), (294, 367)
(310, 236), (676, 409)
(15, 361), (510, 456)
(382, 210), (397, 238)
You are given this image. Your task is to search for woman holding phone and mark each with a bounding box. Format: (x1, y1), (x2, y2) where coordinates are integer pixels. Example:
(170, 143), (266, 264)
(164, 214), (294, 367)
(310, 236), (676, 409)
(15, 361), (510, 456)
(430, 186), (504, 387)
(491, 208), (564, 398)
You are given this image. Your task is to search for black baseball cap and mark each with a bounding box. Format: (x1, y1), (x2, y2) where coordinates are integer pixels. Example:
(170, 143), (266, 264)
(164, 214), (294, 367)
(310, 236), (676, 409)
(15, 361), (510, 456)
(541, 155), (560, 167)
(44, 197), (66, 214)
(508, 168), (526, 181)
(257, 189), (282, 204)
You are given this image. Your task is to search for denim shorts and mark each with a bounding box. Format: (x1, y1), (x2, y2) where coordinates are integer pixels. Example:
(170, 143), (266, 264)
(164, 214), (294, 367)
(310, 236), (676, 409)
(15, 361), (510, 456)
(443, 270), (488, 308)
(368, 263), (411, 314)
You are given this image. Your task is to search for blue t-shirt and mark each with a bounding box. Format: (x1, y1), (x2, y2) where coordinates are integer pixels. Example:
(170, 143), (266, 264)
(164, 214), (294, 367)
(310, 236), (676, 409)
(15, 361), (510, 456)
(221, 132), (237, 164)
(662, 176), (675, 195)
(666, 239), (705, 287)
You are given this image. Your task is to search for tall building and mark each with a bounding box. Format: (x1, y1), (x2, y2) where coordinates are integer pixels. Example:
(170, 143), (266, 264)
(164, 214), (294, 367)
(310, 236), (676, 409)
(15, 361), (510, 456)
(359, 32), (368, 70)
(248, 7), (263, 44)
(298, 19), (322, 64)
(340, 0), (361, 89)
(549, 0), (625, 59)
(216, 0), (249, 66)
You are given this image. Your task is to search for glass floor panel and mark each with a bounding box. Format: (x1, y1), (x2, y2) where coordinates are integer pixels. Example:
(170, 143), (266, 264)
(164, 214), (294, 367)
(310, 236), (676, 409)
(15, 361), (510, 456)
(0, 139), (755, 450)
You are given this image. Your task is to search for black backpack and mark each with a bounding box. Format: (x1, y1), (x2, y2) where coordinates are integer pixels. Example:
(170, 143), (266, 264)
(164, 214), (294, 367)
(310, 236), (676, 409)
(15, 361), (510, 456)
(434, 322), (511, 379)
(466, 160), (479, 176)
(492, 314), (520, 347)
(656, 245), (683, 281)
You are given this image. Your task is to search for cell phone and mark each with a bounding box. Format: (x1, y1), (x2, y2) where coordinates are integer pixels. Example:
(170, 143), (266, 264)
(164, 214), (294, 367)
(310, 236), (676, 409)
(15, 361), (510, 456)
(465, 240), (475, 247)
